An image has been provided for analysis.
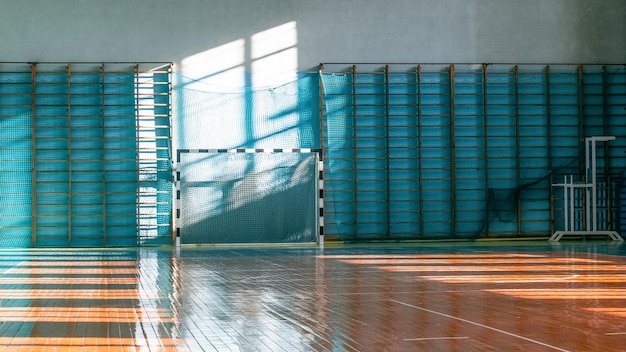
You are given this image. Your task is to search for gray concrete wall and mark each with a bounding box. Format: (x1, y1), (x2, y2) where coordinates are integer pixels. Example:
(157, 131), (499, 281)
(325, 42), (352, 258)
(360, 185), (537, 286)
(1, 0), (624, 71)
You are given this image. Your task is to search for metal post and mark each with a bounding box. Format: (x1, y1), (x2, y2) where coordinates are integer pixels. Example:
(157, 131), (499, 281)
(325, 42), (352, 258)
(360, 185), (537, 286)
(547, 65), (554, 234)
(318, 64), (326, 245)
(67, 64), (73, 246)
(563, 176), (569, 231)
(482, 64), (490, 237)
(449, 64), (457, 237)
(384, 65), (391, 238)
(578, 66), (585, 176)
(30, 63), (38, 246)
(602, 66), (613, 231)
(101, 64), (107, 246)
(514, 65), (521, 235)
(416, 65), (424, 238)
(351, 65), (359, 239)
(591, 139), (597, 231)
(135, 64), (141, 246)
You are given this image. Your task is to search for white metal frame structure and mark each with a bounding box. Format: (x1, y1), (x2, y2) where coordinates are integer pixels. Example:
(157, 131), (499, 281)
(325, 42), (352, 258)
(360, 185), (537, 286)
(175, 148), (324, 247)
(550, 136), (623, 241)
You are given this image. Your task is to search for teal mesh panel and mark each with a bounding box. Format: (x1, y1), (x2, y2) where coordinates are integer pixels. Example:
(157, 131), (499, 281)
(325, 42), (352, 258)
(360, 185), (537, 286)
(35, 72), (70, 247)
(354, 71), (387, 239)
(0, 63), (172, 248)
(485, 67), (518, 236)
(418, 69), (453, 237)
(321, 64), (626, 241)
(320, 73), (356, 238)
(517, 67), (551, 234)
(388, 73), (419, 237)
(606, 68), (626, 173)
(176, 73), (320, 150)
(104, 72), (138, 246)
(32, 70), (138, 247)
(454, 67), (486, 237)
(70, 72), (105, 247)
(0, 69), (33, 247)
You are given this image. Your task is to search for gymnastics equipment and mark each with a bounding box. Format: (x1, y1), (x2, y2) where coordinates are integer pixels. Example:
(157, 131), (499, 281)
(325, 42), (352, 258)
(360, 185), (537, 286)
(550, 136), (623, 241)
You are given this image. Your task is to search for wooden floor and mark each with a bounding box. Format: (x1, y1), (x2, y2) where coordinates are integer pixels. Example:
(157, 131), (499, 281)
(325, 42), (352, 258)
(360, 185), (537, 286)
(0, 240), (625, 351)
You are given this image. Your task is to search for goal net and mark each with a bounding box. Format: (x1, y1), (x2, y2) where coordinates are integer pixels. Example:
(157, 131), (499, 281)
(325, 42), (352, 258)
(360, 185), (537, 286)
(176, 149), (320, 244)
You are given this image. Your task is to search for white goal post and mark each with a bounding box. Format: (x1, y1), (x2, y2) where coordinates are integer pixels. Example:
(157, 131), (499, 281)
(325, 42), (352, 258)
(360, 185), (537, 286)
(175, 148), (324, 246)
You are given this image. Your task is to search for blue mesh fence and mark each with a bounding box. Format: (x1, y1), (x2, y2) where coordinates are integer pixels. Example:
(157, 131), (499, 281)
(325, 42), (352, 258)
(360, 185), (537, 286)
(0, 68), (33, 247)
(174, 73), (321, 244)
(0, 63), (172, 248)
(175, 73), (320, 150)
(321, 64), (626, 241)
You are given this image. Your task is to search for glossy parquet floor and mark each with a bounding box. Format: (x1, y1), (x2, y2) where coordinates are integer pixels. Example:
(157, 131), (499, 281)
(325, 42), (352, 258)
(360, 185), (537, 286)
(1, 240), (626, 351)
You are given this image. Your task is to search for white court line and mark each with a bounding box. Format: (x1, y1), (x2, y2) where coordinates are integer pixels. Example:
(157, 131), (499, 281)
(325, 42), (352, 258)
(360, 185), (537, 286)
(390, 299), (569, 352)
(404, 337), (468, 341)
(605, 332), (626, 335)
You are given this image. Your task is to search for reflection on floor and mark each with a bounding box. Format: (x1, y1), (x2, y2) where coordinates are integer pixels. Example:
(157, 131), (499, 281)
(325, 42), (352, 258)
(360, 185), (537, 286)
(1, 241), (626, 351)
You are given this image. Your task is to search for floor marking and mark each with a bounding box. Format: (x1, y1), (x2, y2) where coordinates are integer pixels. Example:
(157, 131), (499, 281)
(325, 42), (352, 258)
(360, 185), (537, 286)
(391, 299), (570, 352)
(605, 332), (626, 335)
(403, 336), (469, 341)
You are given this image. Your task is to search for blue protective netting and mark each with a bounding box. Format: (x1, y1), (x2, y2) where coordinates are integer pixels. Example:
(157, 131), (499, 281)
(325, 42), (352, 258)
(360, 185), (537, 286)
(321, 65), (626, 241)
(0, 69), (33, 247)
(173, 73), (321, 244)
(0, 63), (173, 248)
(174, 73), (320, 150)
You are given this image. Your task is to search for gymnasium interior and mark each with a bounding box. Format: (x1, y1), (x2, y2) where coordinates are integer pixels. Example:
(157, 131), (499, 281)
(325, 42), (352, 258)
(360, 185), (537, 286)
(0, 0), (625, 351)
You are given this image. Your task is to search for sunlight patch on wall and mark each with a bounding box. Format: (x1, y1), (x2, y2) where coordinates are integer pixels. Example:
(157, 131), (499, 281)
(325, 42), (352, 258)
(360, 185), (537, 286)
(180, 39), (246, 91)
(251, 21), (298, 88)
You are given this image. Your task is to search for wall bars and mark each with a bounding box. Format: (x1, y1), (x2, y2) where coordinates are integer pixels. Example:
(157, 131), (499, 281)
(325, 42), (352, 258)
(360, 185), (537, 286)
(0, 62), (172, 247)
(320, 63), (626, 241)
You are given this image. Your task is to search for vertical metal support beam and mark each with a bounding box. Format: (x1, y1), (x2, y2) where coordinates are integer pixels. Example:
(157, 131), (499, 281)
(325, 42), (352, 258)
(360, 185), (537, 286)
(547, 65), (555, 234)
(416, 65), (424, 238)
(351, 65), (359, 239)
(318, 64), (326, 243)
(514, 65), (522, 235)
(384, 65), (391, 238)
(577, 66), (586, 230)
(449, 65), (457, 237)
(482, 64), (490, 237)
(578, 66), (585, 176)
(601, 68), (610, 229)
(101, 64), (107, 246)
(167, 63), (176, 246)
(30, 63), (38, 246)
(67, 64), (73, 246)
(134, 64), (141, 245)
